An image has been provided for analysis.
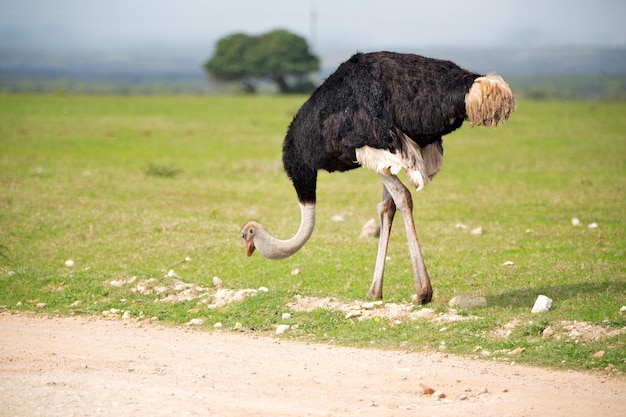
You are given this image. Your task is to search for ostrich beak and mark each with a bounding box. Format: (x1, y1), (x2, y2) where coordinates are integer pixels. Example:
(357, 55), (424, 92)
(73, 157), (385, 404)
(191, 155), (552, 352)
(245, 239), (255, 256)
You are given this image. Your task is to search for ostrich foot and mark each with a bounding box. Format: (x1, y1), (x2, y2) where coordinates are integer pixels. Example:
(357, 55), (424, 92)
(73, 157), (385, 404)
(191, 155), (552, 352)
(414, 284), (433, 305)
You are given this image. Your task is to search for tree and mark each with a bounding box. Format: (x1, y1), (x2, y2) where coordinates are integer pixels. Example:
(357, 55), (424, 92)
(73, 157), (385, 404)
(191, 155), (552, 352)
(204, 29), (319, 94)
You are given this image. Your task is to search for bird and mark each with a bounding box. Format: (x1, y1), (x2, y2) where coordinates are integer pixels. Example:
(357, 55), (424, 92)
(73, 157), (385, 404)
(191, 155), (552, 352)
(241, 51), (515, 304)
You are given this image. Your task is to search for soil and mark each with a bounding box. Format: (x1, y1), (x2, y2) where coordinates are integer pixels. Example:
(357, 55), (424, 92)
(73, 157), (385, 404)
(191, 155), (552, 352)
(1, 312), (625, 417)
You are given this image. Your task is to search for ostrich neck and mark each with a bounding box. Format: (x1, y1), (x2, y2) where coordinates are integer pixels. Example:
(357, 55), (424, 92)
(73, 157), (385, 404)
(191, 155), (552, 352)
(255, 202), (316, 260)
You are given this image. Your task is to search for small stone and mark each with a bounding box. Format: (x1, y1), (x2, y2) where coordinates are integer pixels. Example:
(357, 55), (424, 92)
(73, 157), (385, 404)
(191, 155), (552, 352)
(257, 286), (269, 293)
(459, 394), (468, 400)
(188, 318), (204, 326)
(531, 295), (553, 313)
(593, 350), (605, 358)
(122, 311), (131, 320)
(360, 219), (380, 238)
(432, 390), (446, 400)
(470, 227), (483, 235)
(213, 322), (223, 328)
(16, 301), (23, 306)
(212, 277), (222, 287)
(479, 387), (489, 394)
(448, 295), (487, 309)
(281, 313), (292, 320)
(331, 214), (346, 222)
(345, 310), (363, 319)
(166, 269), (179, 278)
(109, 308), (120, 314)
(542, 326), (555, 337)
(571, 217), (581, 226)
(508, 347), (526, 355)
(64, 259), (74, 267)
(36, 302), (47, 309)
(234, 322), (243, 330)
(455, 223), (469, 229)
(588, 222), (598, 229)
(291, 268), (300, 276)
(502, 261), (515, 266)
(276, 324), (290, 334)
(620, 306), (626, 313)
(418, 383), (435, 395)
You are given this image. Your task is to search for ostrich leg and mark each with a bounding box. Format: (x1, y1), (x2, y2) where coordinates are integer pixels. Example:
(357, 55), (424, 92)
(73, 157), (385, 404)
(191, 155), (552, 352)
(368, 185), (396, 299)
(378, 174), (433, 304)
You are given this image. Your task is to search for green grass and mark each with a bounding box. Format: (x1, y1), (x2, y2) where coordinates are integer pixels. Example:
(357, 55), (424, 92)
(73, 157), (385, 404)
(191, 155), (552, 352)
(1, 94), (625, 373)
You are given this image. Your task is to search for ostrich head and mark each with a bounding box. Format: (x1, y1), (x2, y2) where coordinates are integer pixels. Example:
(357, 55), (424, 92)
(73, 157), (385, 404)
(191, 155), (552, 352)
(240, 203), (316, 260)
(465, 74), (516, 127)
(240, 221), (263, 256)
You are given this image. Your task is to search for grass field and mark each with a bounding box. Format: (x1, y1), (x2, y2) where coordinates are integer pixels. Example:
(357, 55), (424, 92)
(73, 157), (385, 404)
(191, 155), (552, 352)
(1, 94), (625, 372)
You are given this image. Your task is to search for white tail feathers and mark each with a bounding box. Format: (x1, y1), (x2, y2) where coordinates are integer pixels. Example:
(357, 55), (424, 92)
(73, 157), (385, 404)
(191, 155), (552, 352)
(465, 74), (516, 127)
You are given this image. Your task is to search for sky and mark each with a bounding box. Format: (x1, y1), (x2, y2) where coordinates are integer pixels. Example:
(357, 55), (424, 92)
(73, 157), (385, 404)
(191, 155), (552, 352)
(1, 0), (625, 55)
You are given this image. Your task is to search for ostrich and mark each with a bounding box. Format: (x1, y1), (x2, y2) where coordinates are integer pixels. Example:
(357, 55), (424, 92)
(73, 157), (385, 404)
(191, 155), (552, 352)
(241, 51), (515, 304)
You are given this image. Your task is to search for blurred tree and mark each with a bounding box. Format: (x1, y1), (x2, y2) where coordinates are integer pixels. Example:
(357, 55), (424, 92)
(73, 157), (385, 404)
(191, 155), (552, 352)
(204, 29), (319, 94)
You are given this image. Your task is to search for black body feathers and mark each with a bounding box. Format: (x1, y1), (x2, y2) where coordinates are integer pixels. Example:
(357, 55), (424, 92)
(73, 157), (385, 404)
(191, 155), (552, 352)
(282, 51), (481, 204)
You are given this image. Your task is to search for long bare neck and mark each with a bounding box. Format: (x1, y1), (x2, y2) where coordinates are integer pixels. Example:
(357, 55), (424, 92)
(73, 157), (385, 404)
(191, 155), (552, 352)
(254, 202), (316, 260)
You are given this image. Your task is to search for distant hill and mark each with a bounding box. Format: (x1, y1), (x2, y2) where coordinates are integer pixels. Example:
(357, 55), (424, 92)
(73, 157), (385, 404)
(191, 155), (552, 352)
(1, 46), (624, 98)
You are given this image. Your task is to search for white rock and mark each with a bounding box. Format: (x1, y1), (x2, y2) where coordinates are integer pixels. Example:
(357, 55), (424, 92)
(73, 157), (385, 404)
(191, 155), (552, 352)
(331, 214), (346, 222)
(276, 324), (290, 334)
(588, 222), (598, 229)
(166, 269), (179, 278)
(291, 268), (300, 276)
(542, 326), (555, 337)
(470, 227), (483, 235)
(122, 311), (131, 320)
(619, 306), (626, 313)
(571, 217), (581, 226)
(188, 318), (204, 326)
(531, 295), (553, 313)
(64, 259), (75, 267)
(213, 322), (223, 328)
(360, 219), (380, 238)
(258, 286), (269, 293)
(212, 276), (222, 287)
(502, 261), (515, 266)
(432, 390), (446, 400)
(455, 223), (469, 229)
(281, 313), (292, 320)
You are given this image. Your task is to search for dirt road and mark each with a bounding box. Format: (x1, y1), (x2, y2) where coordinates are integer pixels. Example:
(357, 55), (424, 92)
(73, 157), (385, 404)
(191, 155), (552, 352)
(1, 313), (624, 417)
